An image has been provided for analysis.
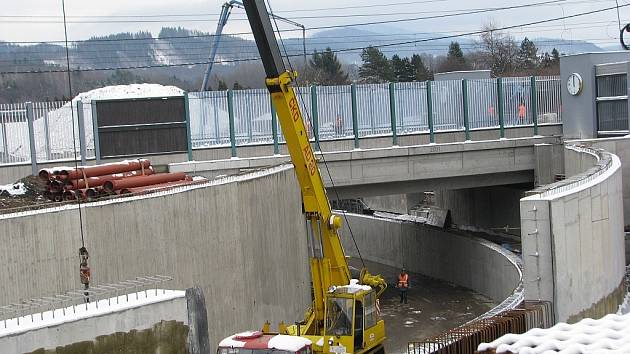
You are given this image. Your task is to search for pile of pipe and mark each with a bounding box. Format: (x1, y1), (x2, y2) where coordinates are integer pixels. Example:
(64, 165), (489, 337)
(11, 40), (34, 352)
(38, 159), (205, 202)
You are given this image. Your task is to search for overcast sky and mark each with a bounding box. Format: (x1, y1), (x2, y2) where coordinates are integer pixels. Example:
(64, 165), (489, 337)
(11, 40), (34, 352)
(1, 0), (629, 48)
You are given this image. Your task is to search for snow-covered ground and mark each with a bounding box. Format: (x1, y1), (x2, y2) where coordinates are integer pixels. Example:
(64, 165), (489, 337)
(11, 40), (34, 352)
(0, 182), (26, 196)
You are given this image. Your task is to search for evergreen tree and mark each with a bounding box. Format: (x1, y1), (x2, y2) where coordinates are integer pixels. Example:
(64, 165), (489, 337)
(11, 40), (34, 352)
(438, 42), (468, 72)
(391, 55), (416, 82)
(410, 54), (432, 81)
(308, 47), (349, 85)
(516, 37), (539, 71)
(359, 46), (394, 83)
(217, 80), (228, 90)
(540, 52), (553, 68)
(551, 48), (560, 64)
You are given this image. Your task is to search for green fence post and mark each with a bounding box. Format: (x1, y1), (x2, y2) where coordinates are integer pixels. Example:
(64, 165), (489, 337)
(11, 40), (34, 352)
(184, 92), (193, 161)
(270, 97), (279, 155)
(351, 83), (359, 149)
(462, 79), (471, 141)
(227, 89), (237, 157)
(311, 85), (320, 151)
(91, 102), (101, 164)
(389, 82), (398, 146)
(76, 100), (87, 166)
(25, 102), (37, 175)
(426, 81), (435, 143)
(497, 77), (505, 139)
(531, 76), (539, 136)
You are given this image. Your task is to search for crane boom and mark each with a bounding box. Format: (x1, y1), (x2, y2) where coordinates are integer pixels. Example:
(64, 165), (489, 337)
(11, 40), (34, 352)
(217, 1), (388, 352)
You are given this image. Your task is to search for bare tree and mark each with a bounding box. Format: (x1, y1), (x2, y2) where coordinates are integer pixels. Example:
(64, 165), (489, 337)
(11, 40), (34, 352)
(478, 22), (518, 76)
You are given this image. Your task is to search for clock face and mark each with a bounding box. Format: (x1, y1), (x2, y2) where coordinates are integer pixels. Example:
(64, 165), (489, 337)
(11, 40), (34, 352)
(567, 73), (583, 96)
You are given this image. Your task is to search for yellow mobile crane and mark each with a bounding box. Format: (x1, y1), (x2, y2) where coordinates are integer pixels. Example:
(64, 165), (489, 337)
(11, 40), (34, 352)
(217, 1), (388, 354)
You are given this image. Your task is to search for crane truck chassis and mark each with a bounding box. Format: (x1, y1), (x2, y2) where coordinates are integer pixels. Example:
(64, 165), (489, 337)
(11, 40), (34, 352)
(217, 1), (388, 354)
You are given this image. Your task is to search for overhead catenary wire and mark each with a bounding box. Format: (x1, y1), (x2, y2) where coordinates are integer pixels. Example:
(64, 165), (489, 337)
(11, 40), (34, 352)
(2, 2), (628, 75)
(0, 0), (612, 44)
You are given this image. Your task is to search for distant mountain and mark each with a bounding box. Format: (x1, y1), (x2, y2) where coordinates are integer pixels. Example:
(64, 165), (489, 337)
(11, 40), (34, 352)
(0, 26), (603, 76)
(531, 37), (603, 55)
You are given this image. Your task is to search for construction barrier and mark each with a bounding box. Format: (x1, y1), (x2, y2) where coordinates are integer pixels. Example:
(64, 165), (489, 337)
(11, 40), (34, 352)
(407, 301), (553, 354)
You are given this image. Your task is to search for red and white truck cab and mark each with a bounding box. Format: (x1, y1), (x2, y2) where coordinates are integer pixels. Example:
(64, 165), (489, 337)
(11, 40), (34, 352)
(218, 331), (313, 354)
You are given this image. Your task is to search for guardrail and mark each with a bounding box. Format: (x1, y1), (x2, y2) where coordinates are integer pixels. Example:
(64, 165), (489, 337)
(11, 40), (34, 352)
(526, 145), (613, 198)
(0, 75), (561, 168)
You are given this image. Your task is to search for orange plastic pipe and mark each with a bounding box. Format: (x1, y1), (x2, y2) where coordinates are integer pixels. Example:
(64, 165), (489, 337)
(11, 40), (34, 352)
(59, 159), (151, 180)
(103, 172), (188, 193)
(67, 167), (155, 190)
(120, 178), (206, 195)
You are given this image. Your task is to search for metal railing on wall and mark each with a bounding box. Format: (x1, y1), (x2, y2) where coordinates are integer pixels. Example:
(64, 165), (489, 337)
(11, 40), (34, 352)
(0, 76), (562, 168)
(407, 301), (554, 354)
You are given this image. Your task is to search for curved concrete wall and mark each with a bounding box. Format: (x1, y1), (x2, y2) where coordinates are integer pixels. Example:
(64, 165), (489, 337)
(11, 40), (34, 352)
(0, 165), (310, 349)
(521, 146), (626, 323)
(337, 214), (522, 307)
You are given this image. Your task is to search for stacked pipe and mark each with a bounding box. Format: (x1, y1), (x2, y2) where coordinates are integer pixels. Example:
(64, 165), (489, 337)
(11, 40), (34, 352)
(38, 159), (206, 202)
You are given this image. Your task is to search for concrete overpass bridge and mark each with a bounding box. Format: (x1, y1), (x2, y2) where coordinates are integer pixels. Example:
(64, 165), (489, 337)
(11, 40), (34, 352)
(170, 124), (562, 199)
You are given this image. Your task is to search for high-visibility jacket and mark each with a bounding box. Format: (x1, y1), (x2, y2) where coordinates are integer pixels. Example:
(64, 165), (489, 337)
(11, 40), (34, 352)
(518, 104), (526, 119)
(398, 273), (409, 288)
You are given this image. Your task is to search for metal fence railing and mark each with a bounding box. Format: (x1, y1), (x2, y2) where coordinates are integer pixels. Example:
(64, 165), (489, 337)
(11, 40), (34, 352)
(408, 301), (554, 354)
(0, 75), (562, 167)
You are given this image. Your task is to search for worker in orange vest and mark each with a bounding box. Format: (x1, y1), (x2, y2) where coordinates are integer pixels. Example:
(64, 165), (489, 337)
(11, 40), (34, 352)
(518, 102), (526, 121)
(397, 268), (409, 304)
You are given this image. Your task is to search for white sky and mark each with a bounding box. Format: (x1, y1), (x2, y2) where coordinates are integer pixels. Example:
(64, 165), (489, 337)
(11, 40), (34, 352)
(1, 0), (629, 47)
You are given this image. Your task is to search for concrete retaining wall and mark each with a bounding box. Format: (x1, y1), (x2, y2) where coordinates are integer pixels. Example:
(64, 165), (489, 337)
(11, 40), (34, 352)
(567, 136), (630, 226)
(0, 165), (310, 349)
(337, 214), (521, 305)
(0, 291), (189, 353)
(520, 146), (627, 323)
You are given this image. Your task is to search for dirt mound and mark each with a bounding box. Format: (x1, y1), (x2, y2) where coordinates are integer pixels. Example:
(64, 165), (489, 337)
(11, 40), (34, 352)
(0, 176), (50, 212)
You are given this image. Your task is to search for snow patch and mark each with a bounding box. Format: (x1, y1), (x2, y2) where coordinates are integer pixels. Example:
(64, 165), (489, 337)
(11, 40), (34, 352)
(477, 313), (630, 353)
(218, 335), (247, 348)
(334, 279), (371, 294)
(0, 182), (26, 196)
(267, 335), (312, 352)
(617, 291), (630, 315)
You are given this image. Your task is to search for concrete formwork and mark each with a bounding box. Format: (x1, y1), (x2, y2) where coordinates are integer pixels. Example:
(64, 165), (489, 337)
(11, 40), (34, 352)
(0, 166), (310, 349)
(520, 146), (626, 323)
(337, 214), (522, 305)
(0, 291), (190, 353)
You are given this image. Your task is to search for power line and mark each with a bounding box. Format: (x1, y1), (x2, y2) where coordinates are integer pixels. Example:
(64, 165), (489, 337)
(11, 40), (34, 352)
(2, 0), (606, 22)
(2, 2), (627, 75)
(3, 18), (625, 54)
(0, 0), (569, 25)
(1, 1), (621, 45)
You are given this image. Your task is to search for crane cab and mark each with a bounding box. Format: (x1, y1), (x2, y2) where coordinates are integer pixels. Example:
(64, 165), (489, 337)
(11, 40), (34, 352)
(218, 331), (312, 354)
(323, 281), (385, 354)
